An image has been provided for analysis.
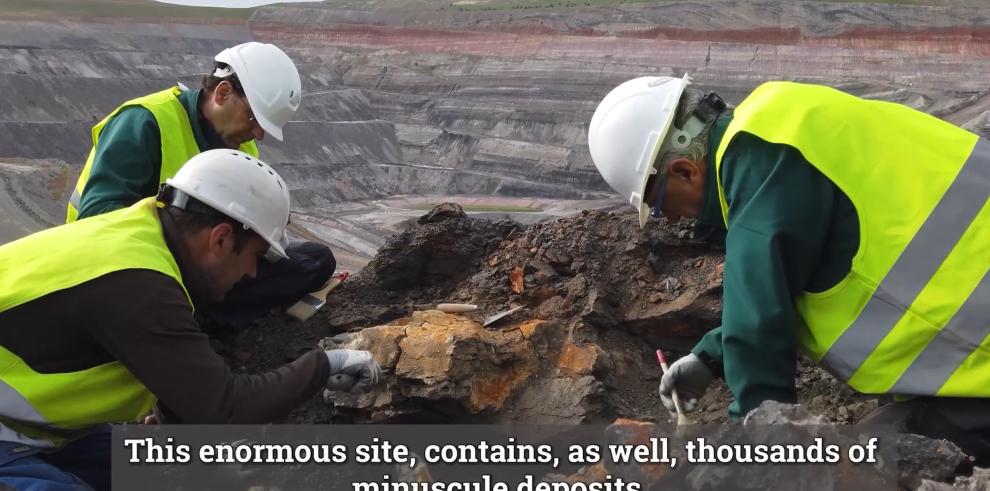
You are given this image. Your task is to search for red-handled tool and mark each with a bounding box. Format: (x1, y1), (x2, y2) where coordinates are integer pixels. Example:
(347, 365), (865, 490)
(286, 271), (349, 321)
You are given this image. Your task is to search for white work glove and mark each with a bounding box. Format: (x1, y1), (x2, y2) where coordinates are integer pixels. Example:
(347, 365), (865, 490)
(658, 353), (713, 414)
(324, 349), (382, 393)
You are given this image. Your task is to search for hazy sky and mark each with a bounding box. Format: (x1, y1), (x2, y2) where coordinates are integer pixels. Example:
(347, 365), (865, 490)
(154, 0), (319, 8)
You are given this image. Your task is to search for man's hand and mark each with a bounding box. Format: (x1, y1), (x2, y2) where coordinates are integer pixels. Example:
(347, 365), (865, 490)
(325, 349), (382, 393)
(658, 353), (713, 413)
(326, 373), (356, 391)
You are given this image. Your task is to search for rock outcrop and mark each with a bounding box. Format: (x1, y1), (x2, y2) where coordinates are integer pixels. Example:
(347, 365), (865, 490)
(324, 311), (604, 424)
(921, 468), (990, 490)
(554, 404), (974, 490)
(200, 205), (980, 489)
(310, 206), (719, 424)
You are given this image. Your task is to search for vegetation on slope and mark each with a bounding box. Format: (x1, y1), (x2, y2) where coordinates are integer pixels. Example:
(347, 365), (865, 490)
(1, 0), (984, 18)
(0, 0), (251, 19)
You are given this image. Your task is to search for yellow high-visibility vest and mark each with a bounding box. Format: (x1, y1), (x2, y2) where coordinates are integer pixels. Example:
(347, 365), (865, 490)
(715, 81), (990, 397)
(66, 86), (259, 222)
(0, 198), (189, 448)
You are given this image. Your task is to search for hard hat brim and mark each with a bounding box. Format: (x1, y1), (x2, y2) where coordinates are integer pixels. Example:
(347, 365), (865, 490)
(635, 77), (691, 228)
(264, 228), (289, 261)
(248, 101), (285, 141)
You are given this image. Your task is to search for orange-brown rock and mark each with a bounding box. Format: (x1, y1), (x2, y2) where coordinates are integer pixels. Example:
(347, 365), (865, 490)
(314, 209), (721, 424)
(604, 419), (672, 484)
(329, 310), (607, 422)
(557, 342), (601, 377)
(510, 266), (525, 294)
(560, 462), (609, 484)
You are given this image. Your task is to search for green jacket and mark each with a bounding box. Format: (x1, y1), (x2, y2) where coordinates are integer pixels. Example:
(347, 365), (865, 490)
(76, 89), (230, 220)
(691, 112), (860, 419)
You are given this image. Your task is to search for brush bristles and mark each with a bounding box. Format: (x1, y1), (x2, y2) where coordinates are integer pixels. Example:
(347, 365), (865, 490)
(286, 303), (317, 321)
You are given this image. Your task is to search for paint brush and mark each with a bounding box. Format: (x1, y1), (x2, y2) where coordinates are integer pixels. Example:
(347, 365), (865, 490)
(286, 271), (349, 322)
(656, 348), (691, 426)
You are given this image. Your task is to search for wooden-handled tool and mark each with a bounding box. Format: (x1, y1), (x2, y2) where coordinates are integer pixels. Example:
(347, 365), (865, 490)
(436, 303), (523, 327)
(286, 271), (349, 321)
(436, 303), (480, 313)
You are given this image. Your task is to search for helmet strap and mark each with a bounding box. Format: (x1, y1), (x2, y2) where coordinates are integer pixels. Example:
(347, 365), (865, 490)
(156, 184), (249, 231)
(649, 171), (669, 218)
(157, 184), (191, 211)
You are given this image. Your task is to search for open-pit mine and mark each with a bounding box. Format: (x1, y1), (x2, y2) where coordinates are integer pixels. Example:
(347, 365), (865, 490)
(5, 1), (990, 266)
(2, 1), (989, 488)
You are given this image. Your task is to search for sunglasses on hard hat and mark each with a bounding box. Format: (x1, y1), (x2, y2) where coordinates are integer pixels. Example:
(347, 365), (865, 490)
(239, 95), (256, 123)
(226, 77), (256, 123)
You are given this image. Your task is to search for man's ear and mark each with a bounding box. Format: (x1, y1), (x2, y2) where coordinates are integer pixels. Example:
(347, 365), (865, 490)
(667, 157), (701, 183)
(207, 222), (235, 255)
(212, 81), (233, 105)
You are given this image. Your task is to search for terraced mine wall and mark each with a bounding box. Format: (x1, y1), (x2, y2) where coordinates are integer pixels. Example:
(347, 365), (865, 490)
(6, 7), (990, 484)
(247, 0), (990, 213)
(3, 1), (990, 247)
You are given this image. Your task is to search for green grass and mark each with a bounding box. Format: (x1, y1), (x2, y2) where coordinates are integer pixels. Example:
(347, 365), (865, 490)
(410, 203), (543, 213)
(0, 0), (252, 19)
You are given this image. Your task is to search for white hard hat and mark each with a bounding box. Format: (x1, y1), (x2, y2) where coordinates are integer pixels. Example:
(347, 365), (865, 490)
(215, 42), (302, 141)
(588, 76), (691, 228)
(165, 149), (291, 259)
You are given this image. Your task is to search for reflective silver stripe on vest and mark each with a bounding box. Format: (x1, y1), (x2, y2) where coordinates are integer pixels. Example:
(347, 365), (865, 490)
(0, 379), (49, 425)
(0, 380), (91, 443)
(68, 187), (81, 210)
(891, 269), (990, 394)
(820, 139), (990, 383)
(0, 422), (56, 449)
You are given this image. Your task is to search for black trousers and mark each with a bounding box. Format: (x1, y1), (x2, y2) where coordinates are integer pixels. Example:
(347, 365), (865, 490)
(200, 241), (335, 328)
(859, 397), (990, 465)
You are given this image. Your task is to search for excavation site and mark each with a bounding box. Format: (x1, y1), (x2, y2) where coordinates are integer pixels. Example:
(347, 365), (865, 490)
(2, 0), (990, 488)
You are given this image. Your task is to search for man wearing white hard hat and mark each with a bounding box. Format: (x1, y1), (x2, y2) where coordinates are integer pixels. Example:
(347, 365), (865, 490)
(0, 150), (381, 491)
(589, 76), (990, 463)
(65, 42), (335, 327)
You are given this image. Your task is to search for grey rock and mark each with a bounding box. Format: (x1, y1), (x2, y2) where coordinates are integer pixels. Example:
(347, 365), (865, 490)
(535, 296), (566, 318)
(417, 202), (466, 224)
(532, 261), (559, 285)
(899, 434), (970, 489)
(565, 274), (588, 299)
(919, 467), (990, 490)
(743, 400), (828, 426)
